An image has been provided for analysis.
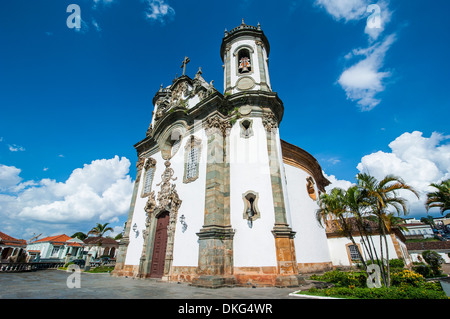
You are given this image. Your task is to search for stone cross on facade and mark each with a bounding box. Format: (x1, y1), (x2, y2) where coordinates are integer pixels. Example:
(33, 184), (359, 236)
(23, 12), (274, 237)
(181, 56), (190, 76)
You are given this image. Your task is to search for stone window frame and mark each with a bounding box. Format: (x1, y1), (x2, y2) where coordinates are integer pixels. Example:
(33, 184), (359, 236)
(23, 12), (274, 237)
(346, 243), (363, 264)
(239, 118), (254, 139)
(306, 176), (317, 201)
(183, 135), (202, 184)
(141, 158), (157, 198)
(233, 44), (255, 77)
(242, 190), (261, 227)
(157, 122), (187, 160)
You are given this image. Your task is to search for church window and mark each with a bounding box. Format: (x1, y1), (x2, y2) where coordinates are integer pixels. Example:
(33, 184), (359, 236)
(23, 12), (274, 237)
(238, 49), (252, 74)
(242, 191), (260, 228)
(169, 130), (182, 157)
(239, 118), (253, 138)
(347, 244), (362, 262)
(141, 158), (156, 197)
(183, 135), (202, 183)
(306, 177), (317, 200)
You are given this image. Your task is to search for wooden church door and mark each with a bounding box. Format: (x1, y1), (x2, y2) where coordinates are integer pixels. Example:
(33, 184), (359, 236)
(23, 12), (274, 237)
(150, 211), (170, 278)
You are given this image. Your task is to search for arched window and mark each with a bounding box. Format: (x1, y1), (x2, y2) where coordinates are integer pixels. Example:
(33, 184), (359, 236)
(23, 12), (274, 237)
(242, 191), (260, 228)
(183, 136), (202, 183)
(240, 118), (253, 138)
(238, 49), (252, 74)
(142, 158), (156, 197)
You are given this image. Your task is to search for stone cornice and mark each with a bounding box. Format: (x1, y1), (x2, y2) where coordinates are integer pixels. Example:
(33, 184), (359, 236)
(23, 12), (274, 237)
(135, 89), (284, 157)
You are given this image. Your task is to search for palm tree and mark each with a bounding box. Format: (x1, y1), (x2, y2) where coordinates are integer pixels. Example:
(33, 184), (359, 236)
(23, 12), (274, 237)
(87, 223), (114, 257)
(88, 223), (114, 238)
(356, 173), (419, 286)
(316, 188), (365, 268)
(344, 185), (378, 270)
(425, 179), (450, 215)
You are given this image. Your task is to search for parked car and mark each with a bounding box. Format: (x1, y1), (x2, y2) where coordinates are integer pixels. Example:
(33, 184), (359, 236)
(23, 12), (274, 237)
(72, 259), (86, 267)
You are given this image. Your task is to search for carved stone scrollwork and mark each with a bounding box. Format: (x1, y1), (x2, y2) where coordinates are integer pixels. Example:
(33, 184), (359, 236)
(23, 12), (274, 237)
(136, 157), (145, 173)
(204, 115), (231, 136)
(144, 157), (157, 171)
(146, 123), (153, 137)
(144, 191), (156, 220)
(262, 112), (278, 132)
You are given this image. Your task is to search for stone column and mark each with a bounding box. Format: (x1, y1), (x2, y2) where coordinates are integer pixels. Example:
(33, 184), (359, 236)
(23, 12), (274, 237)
(192, 116), (236, 288)
(263, 113), (302, 287)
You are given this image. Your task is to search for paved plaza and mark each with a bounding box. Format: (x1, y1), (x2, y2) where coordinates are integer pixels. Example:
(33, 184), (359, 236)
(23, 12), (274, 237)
(0, 269), (305, 299)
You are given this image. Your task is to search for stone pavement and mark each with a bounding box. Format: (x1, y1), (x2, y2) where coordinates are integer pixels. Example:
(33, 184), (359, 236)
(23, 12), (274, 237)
(0, 269), (310, 299)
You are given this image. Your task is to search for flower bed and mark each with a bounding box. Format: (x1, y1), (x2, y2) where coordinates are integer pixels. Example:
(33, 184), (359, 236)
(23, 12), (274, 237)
(301, 269), (448, 299)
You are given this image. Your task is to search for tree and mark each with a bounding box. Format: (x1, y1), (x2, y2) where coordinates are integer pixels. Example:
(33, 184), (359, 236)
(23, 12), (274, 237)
(88, 223), (114, 238)
(425, 179), (450, 215)
(356, 173), (419, 287)
(422, 250), (444, 277)
(71, 232), (87, 241)
(316, 187), (367, 269)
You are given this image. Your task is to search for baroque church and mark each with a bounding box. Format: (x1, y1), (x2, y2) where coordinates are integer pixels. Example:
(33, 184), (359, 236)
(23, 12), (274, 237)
(112, 20), (333, 287)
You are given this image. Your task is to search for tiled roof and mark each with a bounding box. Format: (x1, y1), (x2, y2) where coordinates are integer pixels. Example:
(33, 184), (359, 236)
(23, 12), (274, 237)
(32, 234), (72, 243)
(83, 236), (118, 245)
(406, 241), (450, 251)
(0, 231), (27, 247)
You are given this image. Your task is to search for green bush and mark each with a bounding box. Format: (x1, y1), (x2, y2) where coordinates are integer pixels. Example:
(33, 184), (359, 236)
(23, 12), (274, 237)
(310, 270), (367, 288)
(303, 286), (447, 299)
(422, 250), (444, 277)
(389, 259), (405, 269)
(413, 264), (433, 278)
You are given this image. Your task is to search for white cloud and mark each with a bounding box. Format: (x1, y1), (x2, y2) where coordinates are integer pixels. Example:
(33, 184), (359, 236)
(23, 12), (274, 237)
(0, 164), (23, 191)
(315, 0), (394, 110)
(0, 156), (133, 239)
(323, 172), (354, 192)
(364, 1), (392, 41)
(314, 0), (368, 22)
(144, 0), (175, 23)
(8, 144), (25, 152)
(337, 33), (396, 111)
(322, 131), (449, 217)
(356, 131), (450, 215)
(92, 19), (101, 32)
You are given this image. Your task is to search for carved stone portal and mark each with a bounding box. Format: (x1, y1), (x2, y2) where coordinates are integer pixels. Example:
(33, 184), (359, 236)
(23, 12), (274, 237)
(139, 160), (182, 279)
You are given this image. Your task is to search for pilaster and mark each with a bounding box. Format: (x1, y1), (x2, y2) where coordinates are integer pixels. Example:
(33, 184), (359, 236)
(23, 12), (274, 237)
(263, 113), (302, 287)
(192, 115), (236, 288)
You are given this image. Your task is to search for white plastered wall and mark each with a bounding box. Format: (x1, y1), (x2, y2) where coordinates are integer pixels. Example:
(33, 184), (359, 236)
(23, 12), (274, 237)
(229, 117), (277, 267)
(284, 164), (332, 265)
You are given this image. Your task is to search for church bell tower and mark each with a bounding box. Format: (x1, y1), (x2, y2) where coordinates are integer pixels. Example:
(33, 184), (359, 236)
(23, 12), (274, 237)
(221, 19), (271, 94)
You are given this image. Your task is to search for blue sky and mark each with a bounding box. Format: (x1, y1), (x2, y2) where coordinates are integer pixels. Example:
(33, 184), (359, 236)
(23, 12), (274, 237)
(1, 0), (449, 240)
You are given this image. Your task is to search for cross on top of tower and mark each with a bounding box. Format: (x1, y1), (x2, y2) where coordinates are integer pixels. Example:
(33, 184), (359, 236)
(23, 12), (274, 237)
(181, 56), (190, 76)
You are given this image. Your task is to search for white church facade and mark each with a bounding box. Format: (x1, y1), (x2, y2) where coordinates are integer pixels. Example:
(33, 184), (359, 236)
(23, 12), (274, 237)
(112, 21), (333, 287)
